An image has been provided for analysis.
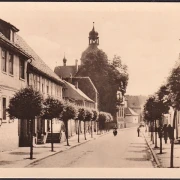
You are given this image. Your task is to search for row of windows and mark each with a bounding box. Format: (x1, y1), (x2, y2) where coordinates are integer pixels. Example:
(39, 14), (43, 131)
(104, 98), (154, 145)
(1, 49), (25, 79)
(117, 107), (124, 118)
(30, 74), (62, 98)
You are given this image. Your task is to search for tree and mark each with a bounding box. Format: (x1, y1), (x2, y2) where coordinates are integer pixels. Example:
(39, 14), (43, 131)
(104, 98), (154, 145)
(167, 65), (180, 168)
(143, 96), (159, 147)
(98, 112), (107, 133)
(106, 113), (113, 131)
(41, 96), (64, 151)
(156, 85), (170, 154)
(83, 108), (93, 140)
(91, 109), (99, 137)
(7, 87), (43, 159)
(77, 50), (128, 117)
(77, 107), (86, 143)
(144, 93), (170, 151)
(61, 101), (78, 146)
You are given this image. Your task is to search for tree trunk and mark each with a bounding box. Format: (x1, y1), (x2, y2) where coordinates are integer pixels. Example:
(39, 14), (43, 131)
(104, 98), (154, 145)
(91, 120), (93, 138)
(76, 120), (78, 134)
(65, 120), (69, 146)
(97, 122), (98, 135)
(151, 129), (153, 142)
(160, 136), (162, 154)
(170, 109), (176, 168)
(152, 121), (154, 144)
(78, 120), (80, 143)
(151, 123), (153, 141)
(84, 121), (86, 140)
(155, 119), (158, 148)
(176, 112), (178, 139)
(51, 119), (54, 152)
(30, 119), (33, 159)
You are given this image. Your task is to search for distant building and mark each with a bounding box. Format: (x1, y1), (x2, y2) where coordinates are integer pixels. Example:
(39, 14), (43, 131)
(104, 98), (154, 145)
(63, 80), (96, 137)
(125, 95), (147, 123)
(124, 107), (139, 127)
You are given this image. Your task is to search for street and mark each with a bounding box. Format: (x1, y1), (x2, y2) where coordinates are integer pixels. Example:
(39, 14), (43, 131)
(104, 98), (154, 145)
(28, 128), (155, 168)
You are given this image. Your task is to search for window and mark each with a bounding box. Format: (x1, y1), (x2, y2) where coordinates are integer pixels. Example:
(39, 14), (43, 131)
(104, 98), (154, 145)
(42, 78), (44, 93)
(1, 49), (7, 72)
(9, 53), (13, 75)
(42, 84), (44, 93)
(47, 85), (49, 94)
(2, 98), (6, 120)
(46, 80), (49, 94)
(10, 30), (14, 42)
(19, 59), (25, 79)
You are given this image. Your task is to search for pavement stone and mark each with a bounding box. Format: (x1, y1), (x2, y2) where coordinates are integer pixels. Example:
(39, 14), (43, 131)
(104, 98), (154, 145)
(0, 131), (109, 168)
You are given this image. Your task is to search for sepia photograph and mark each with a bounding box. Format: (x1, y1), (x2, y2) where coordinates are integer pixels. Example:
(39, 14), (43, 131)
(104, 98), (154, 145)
(0, 2), (180, 178)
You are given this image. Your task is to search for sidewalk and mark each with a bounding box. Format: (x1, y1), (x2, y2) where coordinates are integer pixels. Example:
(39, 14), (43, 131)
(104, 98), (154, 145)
(144, 132), (180, 168)
(0, 131), (109, 168)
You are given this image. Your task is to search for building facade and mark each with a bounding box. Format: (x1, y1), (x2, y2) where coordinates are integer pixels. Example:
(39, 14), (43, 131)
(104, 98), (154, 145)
(125, 95), (147, 123)
(0, 19), (65, 150)
(0, 19), (32, 151)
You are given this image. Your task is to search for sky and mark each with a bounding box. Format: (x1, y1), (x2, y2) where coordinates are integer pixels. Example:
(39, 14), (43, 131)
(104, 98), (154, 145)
(0, 2), (180, 96)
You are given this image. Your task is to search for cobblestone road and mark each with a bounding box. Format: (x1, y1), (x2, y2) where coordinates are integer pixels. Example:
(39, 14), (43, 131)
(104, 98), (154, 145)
(28, 128), (155, 168)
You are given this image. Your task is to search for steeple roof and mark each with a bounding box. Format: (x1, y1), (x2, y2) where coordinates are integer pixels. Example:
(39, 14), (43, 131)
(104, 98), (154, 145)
(89, 22), (99, 41)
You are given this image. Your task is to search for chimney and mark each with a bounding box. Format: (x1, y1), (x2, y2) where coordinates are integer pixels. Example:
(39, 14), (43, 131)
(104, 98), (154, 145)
(75, 59), (78, 72)
(69, 73), (72, 83)
(75, 81), (78, 89)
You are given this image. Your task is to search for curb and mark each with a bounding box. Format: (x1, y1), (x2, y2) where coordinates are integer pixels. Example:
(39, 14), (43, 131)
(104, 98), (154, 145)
(26, 132), (110, 167)
(143, 133), (162, 168)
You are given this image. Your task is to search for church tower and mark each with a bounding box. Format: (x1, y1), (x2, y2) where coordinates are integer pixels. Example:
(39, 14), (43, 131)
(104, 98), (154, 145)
(81, 22), (100, 65)
(89, 22), (99, 46)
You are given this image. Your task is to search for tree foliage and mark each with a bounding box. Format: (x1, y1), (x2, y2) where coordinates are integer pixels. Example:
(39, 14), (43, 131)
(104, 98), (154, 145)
(143, 92), (170, 124)
(7, 87), (43, 120)
(77, 48), (128, 116)
(92, 109), (99, 121)
(42, 96), (64, 120)
(84, 108), (93, 122)
(167, 66), (180, 110)
(61, 101), (78, 121)
(77, 107), (86, 121)
(98, 111), (107, 130)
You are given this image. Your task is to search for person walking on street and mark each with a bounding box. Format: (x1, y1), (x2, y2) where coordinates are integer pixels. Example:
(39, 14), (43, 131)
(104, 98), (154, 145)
(137, 127), (140, 137)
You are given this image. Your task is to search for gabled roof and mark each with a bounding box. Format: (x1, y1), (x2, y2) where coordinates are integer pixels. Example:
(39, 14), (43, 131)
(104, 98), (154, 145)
(14, 34), (64, 85)
(72, 77), (98, 93)
(125, 95), (147, 109)
(54, 65), (80, 79)
(63, 81), (94, 103)
(125, 107), (138, 116)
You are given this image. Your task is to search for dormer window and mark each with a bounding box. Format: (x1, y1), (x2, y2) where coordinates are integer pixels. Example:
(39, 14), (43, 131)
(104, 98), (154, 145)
(0, 19), (19, 42)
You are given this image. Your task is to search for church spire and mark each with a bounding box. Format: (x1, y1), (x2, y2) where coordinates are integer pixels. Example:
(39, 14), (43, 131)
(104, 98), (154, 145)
(63, 53), (67, 66)
(89, 22), (99, 46)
